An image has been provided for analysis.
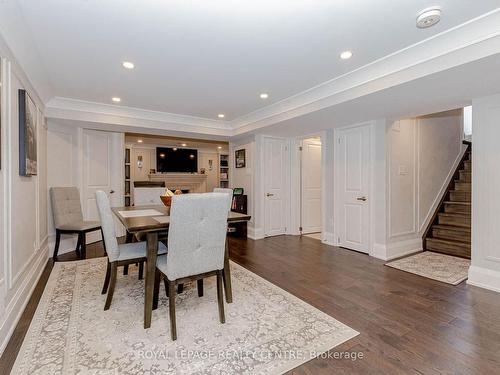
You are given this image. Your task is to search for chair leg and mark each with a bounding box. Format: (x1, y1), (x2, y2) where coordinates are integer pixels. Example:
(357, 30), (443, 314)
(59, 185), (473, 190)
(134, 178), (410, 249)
(138, 261), (144, 280)
(53, 230), (61, 261)
(123, 265), (129, 276)
(75, 233), (82, 258)
(164, 278), (169, 297)
(197, 279), (204, 297)
(80, 233), (87, 260)
(101, 261), (111, 295)
(168, 280), (177, 341)
(223, 238), (233, 303)
(104, 263), (118, 310)
(153, 269), (160, 310)
(101, 228), (107, 256)
(216, 271), (225, 324)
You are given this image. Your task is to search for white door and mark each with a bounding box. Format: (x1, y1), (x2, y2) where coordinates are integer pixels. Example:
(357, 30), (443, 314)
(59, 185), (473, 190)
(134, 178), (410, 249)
(82, 129), (125, 242)
(263, 137), (288, 237)
(301, 138), (322, 234)
(337, 125), (371, 253)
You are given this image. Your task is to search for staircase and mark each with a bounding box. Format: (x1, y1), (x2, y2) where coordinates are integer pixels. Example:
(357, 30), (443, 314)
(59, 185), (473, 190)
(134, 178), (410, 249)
(423, 142), (471, 259)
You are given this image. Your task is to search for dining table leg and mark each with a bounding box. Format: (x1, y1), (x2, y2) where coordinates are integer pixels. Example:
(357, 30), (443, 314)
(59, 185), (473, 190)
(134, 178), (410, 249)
(144, 231), (158, 329)
(223, 237), (233, 303)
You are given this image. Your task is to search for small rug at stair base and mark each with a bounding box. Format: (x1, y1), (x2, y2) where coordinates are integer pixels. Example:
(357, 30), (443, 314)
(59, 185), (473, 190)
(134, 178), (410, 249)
(12, 258), (358, 375)
(386, 251), (470, 285)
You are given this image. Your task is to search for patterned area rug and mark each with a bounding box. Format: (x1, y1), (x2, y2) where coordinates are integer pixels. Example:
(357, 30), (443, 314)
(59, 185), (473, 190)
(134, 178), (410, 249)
(386, 251), (470, 285)
(12, 258), (358, 374)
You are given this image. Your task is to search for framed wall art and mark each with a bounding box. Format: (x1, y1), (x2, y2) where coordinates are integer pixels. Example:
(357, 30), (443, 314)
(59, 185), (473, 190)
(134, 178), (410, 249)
(19, 89), (37, 176)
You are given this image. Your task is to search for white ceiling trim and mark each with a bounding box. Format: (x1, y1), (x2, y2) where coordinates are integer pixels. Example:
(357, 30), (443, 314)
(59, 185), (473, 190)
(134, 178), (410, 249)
(231, 8), (500, 135)
(46, 96), (232, 136)
(45, 8), (500, 138)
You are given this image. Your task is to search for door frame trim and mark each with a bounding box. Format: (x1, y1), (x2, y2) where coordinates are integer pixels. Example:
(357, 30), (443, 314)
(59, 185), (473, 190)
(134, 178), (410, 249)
(333, 121), (375, 255)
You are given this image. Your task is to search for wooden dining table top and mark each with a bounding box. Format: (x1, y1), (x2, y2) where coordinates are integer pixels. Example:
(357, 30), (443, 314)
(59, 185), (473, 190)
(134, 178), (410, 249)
(112, 204), (251, 233)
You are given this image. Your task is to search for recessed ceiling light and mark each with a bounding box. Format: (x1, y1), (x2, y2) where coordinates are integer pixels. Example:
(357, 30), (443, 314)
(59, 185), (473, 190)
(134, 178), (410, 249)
(340, 50), (353, 60)
(416, 7), (441, 29)
(137, 139), (143, 143)
(181, 143), (187, 147)
(218, 113), (225, 119)
(218, 146), (222, 150)
(111, 97), (121, 103)
(122, 61), (135, 69)
(260, 93), (269, 99)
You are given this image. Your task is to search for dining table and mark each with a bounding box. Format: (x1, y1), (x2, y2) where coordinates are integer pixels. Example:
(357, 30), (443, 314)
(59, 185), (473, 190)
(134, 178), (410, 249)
(112, 204), (251, 329)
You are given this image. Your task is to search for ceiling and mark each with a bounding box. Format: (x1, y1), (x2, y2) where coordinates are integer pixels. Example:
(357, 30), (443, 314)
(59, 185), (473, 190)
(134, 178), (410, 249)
(15, 0), (500, 122)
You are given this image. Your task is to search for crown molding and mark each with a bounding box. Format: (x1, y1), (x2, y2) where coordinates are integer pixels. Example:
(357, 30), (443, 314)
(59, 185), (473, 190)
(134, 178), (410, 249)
(45, 8), (500, 137)
(229, 8), (500, 135)
(45, 97), (233, 136)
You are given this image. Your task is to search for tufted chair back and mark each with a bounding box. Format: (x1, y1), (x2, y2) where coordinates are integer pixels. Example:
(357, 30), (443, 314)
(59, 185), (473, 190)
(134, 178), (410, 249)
(166, 193), (229, 280)
(213, 188), (233, 212)
(95, 190), (120, 262)
(134, 187), (165, 206)
(50, 187), (84, 228)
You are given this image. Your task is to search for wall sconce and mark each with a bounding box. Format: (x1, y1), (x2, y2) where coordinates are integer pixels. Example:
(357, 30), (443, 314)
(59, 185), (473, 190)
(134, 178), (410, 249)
(208, 159), (213, 171)
(137, 155), (143, 169)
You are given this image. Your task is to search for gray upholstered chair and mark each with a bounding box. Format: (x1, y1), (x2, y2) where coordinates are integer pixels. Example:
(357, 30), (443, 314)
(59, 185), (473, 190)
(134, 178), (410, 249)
(212, 188), (234, 301)
(50, 187), (101, 260)
(154, 193), (229, 340)
(95, 190), (167, 310)
(133, 187), (165, 206)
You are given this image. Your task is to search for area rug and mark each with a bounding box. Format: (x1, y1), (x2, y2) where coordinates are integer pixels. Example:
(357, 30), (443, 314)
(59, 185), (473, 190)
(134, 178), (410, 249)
(386, 251), (470, 285)
(12, 258), (358, 374)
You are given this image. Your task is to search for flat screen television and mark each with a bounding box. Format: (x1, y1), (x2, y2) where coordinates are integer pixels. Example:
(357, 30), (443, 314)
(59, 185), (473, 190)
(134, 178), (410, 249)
(156, 147), (198, 173)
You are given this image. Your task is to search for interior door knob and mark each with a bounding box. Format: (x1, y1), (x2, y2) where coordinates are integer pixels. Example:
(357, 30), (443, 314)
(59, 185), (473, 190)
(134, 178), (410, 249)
(266, 193), (274, 197)
(356, 196), (367, 201)
(110, 190), (115, 194)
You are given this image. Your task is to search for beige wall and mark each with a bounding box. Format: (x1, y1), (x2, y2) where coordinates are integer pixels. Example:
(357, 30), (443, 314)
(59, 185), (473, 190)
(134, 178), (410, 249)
(469, 94), (500, 292)
(198, 151), (218, 192)
(387, 111), (463, 246)
(0, 54), (48, 353)
(230, 140), (255, 232)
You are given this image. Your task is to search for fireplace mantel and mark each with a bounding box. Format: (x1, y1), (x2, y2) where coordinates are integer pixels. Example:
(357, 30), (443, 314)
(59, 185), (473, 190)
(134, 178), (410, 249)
(148, 173), (208, 193)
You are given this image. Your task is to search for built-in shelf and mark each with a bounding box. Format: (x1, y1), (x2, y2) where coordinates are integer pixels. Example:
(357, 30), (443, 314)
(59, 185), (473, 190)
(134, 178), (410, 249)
(219, 154), (229, 188)
(124, 148), (131, 206)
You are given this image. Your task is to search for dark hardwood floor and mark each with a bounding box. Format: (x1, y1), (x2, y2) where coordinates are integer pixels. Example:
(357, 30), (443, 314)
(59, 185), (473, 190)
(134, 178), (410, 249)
(2, 235), (500, 374)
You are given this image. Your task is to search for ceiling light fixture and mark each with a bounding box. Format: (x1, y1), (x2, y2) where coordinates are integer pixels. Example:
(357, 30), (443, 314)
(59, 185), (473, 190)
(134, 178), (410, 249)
(137, 139), (143, 143)
(122, 61), (135, 69)
(260, 93), (269, 99)
(416, 7), (441, 29)
(111, 97), (121, 103)
(218, 113), (225, 119)
(340, 50), (353, 60)
(181, 143), (187, 147)
(218, 146), (222, 150)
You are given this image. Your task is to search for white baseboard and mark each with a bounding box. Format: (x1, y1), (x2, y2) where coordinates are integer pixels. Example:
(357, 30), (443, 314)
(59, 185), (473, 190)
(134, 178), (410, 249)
(247, 226), (264, 240)
(322, 231), (336, 246)
(371, 238), (423, 261)
(467, 265), (500, 293)
(0, 245), (48, 355)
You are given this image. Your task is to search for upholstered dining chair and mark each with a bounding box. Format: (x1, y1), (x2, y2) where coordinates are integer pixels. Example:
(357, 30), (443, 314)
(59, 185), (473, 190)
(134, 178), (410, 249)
(133, 187), (165, 206)
(95, 190), (167, 310)
(154, 193), (230, 340)
(50, 187), (101, 260)
(211, 188), (234, 301)
(123, 186), (169, 277)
